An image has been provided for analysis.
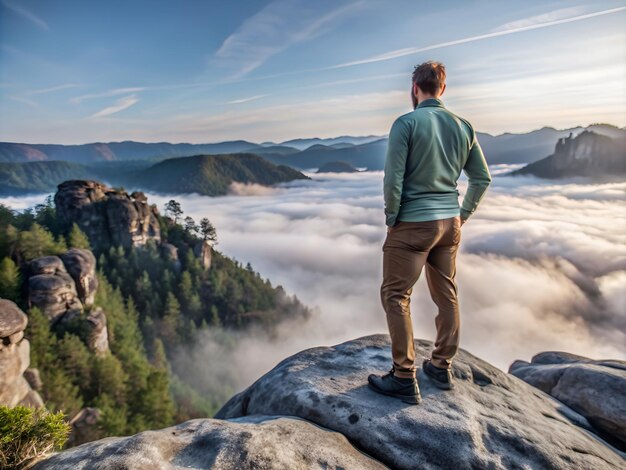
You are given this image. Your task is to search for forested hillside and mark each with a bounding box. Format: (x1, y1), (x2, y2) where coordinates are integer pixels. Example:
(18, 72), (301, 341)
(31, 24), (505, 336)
(0, 184), (310, 443)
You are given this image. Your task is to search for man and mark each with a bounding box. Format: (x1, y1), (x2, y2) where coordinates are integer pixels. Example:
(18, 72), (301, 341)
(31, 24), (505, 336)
(368, 61), (492, 405)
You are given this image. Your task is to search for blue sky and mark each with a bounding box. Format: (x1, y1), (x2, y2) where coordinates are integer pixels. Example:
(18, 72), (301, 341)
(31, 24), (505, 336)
(1, 0), (625, 144)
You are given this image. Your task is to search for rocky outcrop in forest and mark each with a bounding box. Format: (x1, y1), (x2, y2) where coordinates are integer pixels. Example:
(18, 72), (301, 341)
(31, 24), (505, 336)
(0, 299), (44, 408)
(26, 248), (109, 357)
(32, 335), (626, 469)
(54, 180), (161, 250)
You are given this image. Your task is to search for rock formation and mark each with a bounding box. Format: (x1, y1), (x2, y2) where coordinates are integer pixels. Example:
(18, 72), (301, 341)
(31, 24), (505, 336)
(510, 130), (626, 179)
(54, 180), (161, 250)
(510, 351), (626, 449)
(31, 335), (625, 469)
(27, 255), (83, 324)
(26, 250), (109, 356)
(0, 299), (44, 408)
(60, 249), (98, 307)
(216, 335), (625, 469)
(27, 250), (97, 325)
(34, 415), (385, 469)
(27, 248), (98, 324)
(85, 307), (109, 357)
(193, 240), (212, 270)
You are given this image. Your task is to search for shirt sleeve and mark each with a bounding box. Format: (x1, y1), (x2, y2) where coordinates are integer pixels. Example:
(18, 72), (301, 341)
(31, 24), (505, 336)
(460, 131), (492, 221)
(383, 117), (411, 227)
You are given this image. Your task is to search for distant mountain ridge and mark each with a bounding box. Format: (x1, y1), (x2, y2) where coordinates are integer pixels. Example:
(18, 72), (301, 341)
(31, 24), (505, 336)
(509, 130), (626, 180)
(1, 124), (623, 172)
(0, 153), (309, 196)
(0, 140), (270, 164)
(261, 135), (385, 150)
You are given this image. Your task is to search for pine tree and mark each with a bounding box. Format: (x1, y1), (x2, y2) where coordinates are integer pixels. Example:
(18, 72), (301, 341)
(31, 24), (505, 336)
(199, 218), (217, 244)
(151, 338), (169, 370)
(164, 200), (183, 223)
(160, 292), (182, 348)
(67, 223), (91, 250)
(0, 257), (20, 302)
(17, 223), (66, 260)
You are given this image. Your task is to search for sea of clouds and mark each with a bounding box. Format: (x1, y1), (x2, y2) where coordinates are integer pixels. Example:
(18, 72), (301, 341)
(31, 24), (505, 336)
(147, 167), (626, 393)
(4, 168), (625, 397)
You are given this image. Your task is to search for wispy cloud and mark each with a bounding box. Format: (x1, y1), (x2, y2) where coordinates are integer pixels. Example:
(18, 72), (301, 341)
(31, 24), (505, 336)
(70, 87), (145, 104)
(89, 94), (139, 118)
(214, 0), (364, 79)
(9, 95), (39, 108)
(328, 6), (626, 69)
(1, 0), (49, 30)
(25, 83), (81, 96)
(227, 94), (269, 104)
(492, 6), (588, 32)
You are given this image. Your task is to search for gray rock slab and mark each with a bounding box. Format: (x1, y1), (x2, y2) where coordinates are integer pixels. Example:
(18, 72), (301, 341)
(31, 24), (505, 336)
(33, 415), (387, 470)
(216, 334), (625, 470)
(510, 351), (626, 449)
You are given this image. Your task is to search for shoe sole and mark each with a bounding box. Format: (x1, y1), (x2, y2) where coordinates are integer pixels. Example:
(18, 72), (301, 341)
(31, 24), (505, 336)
(422, 368), (455, 390)
(367, 382), (421, 405)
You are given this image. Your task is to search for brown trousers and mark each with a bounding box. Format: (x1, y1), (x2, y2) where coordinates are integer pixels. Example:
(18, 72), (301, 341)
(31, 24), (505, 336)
(380, 216), (461, 378)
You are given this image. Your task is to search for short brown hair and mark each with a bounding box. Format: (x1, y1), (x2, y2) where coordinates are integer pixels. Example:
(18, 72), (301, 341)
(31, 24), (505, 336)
(412, 61), (446, 95)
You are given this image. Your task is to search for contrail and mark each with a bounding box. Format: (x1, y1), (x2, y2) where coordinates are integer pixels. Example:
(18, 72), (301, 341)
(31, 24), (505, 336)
(329, 6), (626, 69)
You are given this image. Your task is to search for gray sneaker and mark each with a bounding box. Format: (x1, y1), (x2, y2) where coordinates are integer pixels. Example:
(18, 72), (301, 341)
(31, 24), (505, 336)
(368, 367), (421, 405)
(422, 359), (455, 390)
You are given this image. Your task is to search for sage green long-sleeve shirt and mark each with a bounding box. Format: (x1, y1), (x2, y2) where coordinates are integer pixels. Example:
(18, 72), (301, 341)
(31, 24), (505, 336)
(383, 97), (492, 227)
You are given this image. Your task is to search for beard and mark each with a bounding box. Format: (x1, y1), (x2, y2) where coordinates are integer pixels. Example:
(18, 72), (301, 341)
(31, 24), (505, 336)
(411, 86), (418, 110)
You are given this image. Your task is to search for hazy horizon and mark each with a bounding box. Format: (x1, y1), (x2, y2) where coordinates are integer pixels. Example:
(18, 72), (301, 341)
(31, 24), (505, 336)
(1, 121), (625, 147)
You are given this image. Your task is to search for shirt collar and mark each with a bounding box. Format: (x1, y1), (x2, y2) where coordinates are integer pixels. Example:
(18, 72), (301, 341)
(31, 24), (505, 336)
(416, 98), (444, 109)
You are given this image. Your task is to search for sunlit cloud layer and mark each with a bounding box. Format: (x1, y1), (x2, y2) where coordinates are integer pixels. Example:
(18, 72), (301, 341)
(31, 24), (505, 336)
(3, 171), (625, 393)
(140, 170), (626, 391)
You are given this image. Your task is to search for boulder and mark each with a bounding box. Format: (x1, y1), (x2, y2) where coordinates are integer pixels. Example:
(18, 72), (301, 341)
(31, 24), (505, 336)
(33, 415), (386, 470)
(29, 255), (66, 276)
(0, 298), (28, 338)
(54, 180), (161, 250)
(60, 248), (98, 306)
(0, 300), (43, 408)
(216, 335), (625, 470)
(510, 351), (626, 449)
(28, 271), (83, 323)
(85, 307), (109, 356)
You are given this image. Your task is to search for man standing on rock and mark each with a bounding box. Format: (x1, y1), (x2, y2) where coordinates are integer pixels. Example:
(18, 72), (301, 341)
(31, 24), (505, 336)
(368, 61), (492, 404)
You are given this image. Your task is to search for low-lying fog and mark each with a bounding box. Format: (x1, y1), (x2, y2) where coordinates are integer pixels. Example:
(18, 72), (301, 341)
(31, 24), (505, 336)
(5, 166), (625, 396)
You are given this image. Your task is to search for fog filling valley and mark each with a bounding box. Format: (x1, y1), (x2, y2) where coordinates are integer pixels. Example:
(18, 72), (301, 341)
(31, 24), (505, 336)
(4, 167), (625, 402)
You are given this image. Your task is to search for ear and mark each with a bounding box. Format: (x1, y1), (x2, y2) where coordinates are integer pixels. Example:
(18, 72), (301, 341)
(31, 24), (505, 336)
(440, 83), (446, 96)
(413, 82), (419, 96)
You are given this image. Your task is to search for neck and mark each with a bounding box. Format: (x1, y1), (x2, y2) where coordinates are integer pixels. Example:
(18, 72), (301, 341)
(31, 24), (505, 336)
(418, 94), (440, 103)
